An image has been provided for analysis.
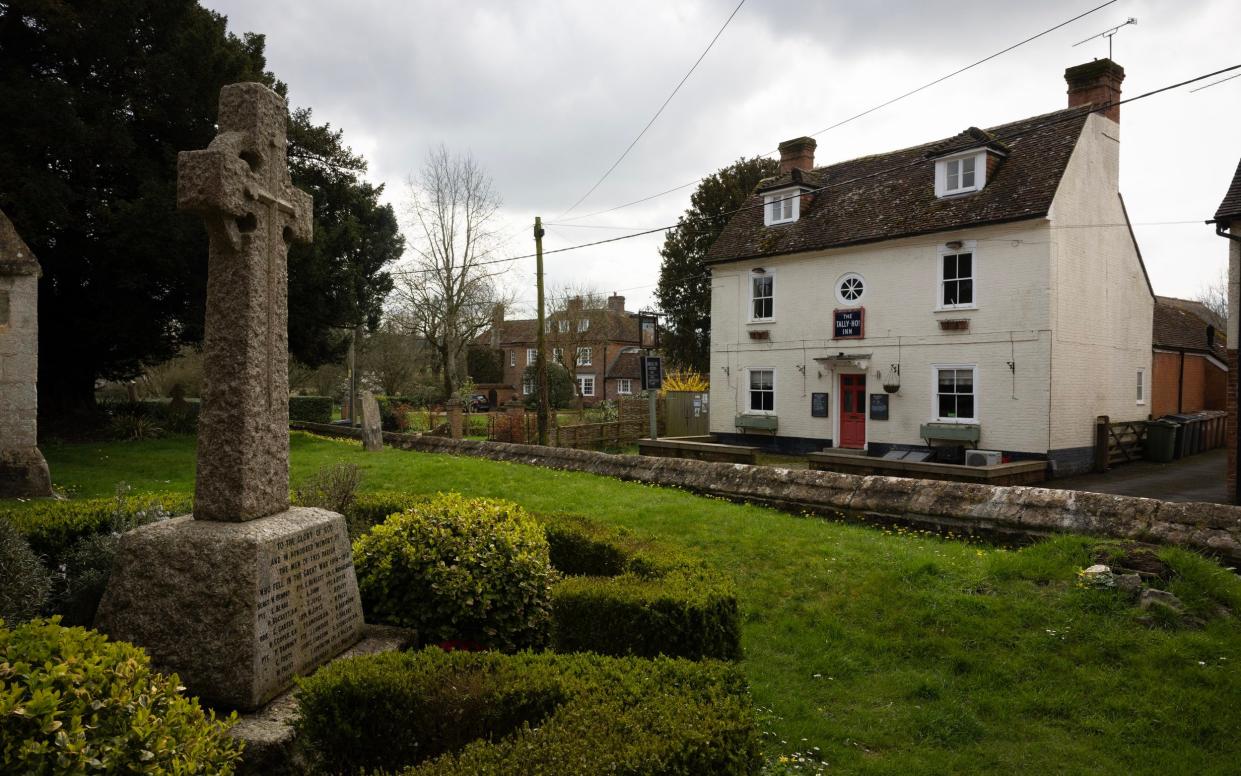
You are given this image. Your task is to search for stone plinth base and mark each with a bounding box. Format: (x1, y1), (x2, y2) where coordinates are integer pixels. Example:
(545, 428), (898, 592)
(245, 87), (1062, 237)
(230, 623), (418, 776)
(0, 447), (52, 497)
(95, 507), (364, 710)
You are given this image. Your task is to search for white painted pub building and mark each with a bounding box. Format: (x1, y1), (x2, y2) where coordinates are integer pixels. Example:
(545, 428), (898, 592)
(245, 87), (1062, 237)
(705, 60), (1153, 475)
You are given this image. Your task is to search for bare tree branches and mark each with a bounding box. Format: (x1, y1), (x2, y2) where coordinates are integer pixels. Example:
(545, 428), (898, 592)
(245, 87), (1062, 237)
(394, 146), (509, 397)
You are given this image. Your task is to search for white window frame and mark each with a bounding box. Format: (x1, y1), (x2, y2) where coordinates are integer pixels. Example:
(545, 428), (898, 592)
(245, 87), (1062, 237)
(749, 270), (774, 322)
(576, 374), (595, 397)
(932, 364), (979, 424)
(526, 348), (537, 365)
(617, 378), (633, 395)
(553, 347), (564, 365)
(577, 319), (590, 333)
(835, 272), (866, 305)
(934, 150), (985, 198)
(746, 367), (776, 415)
(576, 347), (592, 366)
(522, 376), (534, 395)
(558, 320), (569, 333)
(936, 241), (977, 311)
(509, 350), (516, 367)
(1136, 368), (1146, 405)
(763, 189), (801, 226)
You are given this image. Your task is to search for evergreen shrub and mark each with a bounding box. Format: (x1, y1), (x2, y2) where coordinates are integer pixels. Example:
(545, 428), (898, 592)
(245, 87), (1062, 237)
(1, 492), (188, 567)
(540, 514), (742, 661)
(296, 648), (761, 776)
(352, 494), (555, 651)
(0, 618), (243, 774)
(0, 519), (52, 623)
(289, 395), (334, 424)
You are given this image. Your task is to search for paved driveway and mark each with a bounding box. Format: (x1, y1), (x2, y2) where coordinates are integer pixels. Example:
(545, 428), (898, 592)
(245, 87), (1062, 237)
(1048, 448), (1228, 504)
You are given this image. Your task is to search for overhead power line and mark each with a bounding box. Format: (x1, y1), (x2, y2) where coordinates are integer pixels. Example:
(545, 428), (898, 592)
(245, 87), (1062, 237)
(557, 0), (1118, 224)
(554, 0), (747, 221)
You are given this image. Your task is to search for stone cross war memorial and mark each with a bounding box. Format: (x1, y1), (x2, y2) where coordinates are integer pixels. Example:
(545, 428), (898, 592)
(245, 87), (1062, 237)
(96, 82), (365, 711)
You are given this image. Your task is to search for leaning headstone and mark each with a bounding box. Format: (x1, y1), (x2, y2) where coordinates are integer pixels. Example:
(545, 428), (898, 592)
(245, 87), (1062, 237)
(0, 209), (52, 498)
(359, 391), (383, 451)
(96, 83), (364, 711)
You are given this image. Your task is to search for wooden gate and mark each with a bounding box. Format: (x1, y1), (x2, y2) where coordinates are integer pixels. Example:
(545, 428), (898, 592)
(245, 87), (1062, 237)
(664, 391), (709, 437)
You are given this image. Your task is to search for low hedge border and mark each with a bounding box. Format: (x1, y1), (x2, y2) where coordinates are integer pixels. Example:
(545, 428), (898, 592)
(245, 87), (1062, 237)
(289, 395), (333, 424)
(347, 493), (742, 661)
(295, 648), (761, 776)
(540, 513), (742, 661)
(1, 492), (190, 566)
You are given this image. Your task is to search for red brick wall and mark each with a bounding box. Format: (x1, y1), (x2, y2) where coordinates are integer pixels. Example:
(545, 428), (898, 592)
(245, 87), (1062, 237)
(1152, 351), (1225, 417)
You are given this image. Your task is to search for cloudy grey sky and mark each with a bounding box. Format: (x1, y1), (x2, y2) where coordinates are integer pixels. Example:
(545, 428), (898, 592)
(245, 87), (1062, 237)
(204, 0), (1241, 315)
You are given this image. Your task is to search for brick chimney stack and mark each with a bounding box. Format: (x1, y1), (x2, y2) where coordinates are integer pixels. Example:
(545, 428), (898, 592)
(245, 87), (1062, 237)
(778, 137), (816, 174)
(607, 294), (625, 313)
(489, 303), (504, 349)
(1065, 59), (1125, 124)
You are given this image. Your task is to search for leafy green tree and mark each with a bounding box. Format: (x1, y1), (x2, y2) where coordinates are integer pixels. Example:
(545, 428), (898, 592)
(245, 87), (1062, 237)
(0, 1), (400, 414)
(523, 363), (573, 410)
(655, 157), (779, 373)
(287, 110), (402, 366)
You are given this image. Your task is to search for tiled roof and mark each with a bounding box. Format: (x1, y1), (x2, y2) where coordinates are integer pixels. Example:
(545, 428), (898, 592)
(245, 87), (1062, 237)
(475, 307), (640, 348)
(605, 350), (642, 379)
(1215, 157), (1241, 222)
(705, 106), (1093, 264)
(1153, 296), (1226, 357)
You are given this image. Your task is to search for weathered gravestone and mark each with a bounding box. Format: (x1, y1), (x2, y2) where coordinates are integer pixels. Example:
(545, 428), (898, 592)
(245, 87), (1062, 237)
(359, 391), (383, 451)
(96, 83), (364, 710)
(0, 209), (51, 498)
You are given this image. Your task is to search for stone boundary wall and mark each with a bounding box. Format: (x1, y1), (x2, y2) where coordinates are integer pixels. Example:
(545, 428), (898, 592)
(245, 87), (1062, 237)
(290, 421), (1241, 563)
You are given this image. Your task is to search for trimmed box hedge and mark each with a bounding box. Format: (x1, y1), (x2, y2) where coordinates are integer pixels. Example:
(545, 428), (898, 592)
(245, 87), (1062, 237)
(1, 492), (190, 566)
(289, 395), (334, 424)
(344, 494), (743, 661)
(540, 512), (743, 661)
(296, 648), (761, 776)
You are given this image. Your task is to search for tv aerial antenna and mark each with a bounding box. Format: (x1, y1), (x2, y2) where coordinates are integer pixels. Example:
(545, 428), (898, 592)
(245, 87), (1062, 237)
(1072, 17), (1137, 60)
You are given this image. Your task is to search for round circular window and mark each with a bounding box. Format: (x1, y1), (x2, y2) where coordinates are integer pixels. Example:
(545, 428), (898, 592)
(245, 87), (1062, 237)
(836, 273), (865, 304)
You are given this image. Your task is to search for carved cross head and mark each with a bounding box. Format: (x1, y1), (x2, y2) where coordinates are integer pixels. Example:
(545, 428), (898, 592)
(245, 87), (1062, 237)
(177, 82), (312, 251)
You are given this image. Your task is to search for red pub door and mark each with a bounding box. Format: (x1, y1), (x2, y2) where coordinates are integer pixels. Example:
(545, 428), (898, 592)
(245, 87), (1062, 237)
(839, 374), (866, 449)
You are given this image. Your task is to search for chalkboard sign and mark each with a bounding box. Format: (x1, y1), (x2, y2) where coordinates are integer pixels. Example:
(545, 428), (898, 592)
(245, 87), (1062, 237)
(833, 307), (865, 339)
(640, 356), (663, 390)
(869, 393), (889, 421)
(811, 392), (829, 417)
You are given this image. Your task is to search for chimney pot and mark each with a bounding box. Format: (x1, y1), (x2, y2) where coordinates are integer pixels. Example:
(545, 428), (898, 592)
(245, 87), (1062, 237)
(1065, 59), (1125, 123)
(607, 294), (625, 313)
(778, 136), (816, 174)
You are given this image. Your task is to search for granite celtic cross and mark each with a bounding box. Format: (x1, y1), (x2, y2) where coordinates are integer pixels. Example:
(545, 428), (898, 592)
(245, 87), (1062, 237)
(178, 83), (312, 522)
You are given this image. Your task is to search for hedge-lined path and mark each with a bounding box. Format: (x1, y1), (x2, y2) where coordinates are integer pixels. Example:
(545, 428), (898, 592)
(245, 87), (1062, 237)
(15, 432), (1241, 775)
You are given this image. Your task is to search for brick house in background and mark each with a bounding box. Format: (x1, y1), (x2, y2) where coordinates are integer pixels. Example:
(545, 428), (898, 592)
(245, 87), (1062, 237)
(1216, 157), (1241, 501)
(702, 59), (1153, 475)
(472, 294), (644, 407)
(1150, 296), (1227, 419)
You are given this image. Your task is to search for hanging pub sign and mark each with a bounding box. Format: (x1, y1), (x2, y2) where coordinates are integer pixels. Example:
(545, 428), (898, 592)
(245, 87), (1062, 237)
(640, 356), (663, 391)
(869, 393), (889, 421)
(811, 392), (829, 417)
(833, 307), (865, 339)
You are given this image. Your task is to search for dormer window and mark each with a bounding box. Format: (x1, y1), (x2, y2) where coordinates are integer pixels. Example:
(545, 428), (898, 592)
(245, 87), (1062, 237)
(934, 150), (987, 198)
(764, 189), (800, 226)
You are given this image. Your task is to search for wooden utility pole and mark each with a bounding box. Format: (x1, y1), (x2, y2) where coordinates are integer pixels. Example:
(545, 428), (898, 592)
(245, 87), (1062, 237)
(534, 217), (549, 445)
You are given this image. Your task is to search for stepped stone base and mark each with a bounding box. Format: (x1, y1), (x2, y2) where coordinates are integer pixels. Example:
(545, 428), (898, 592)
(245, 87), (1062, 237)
(230, 624), (419, 776)
(95, 506), (364, 710)
(0, 447), (51, 498)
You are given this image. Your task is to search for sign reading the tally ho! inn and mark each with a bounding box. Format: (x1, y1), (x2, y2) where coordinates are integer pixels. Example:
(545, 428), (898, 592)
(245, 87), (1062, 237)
(833, 308), (864, 339)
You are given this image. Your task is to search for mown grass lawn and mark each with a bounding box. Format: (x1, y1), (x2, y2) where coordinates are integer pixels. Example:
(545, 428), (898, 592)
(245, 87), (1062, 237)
(26, 432), (1241, 774)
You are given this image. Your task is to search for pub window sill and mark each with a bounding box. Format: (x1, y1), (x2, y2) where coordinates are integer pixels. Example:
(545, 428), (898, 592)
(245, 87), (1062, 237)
(934, 305), (977, 313)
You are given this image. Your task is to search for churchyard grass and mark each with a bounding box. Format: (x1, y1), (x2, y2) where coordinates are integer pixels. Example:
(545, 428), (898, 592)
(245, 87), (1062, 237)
(17, 431), (1241, 774)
